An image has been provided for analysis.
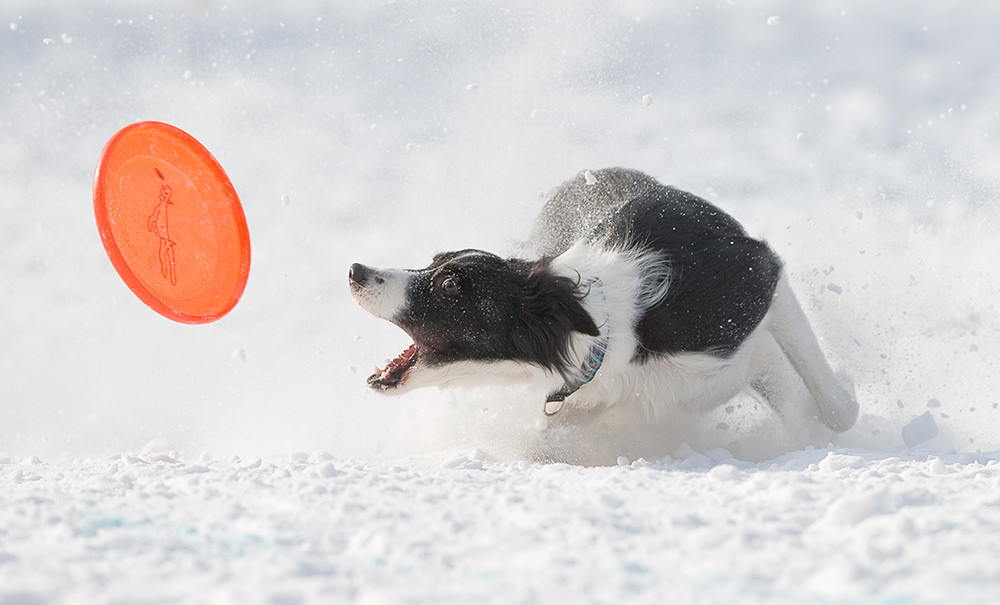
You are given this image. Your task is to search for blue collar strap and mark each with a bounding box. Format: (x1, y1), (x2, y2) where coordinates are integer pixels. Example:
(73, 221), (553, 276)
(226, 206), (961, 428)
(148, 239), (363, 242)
(544, 277), (609, 416)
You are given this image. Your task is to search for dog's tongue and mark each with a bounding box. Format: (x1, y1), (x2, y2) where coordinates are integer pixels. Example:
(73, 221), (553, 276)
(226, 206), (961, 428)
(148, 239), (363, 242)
(371, 344), (418, 388)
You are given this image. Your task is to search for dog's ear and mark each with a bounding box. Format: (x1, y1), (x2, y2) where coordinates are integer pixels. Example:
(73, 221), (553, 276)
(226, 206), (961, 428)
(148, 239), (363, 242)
(524, 265), (600, 337)
(511, 263), (601, 372)
(526, 264), (598, 330)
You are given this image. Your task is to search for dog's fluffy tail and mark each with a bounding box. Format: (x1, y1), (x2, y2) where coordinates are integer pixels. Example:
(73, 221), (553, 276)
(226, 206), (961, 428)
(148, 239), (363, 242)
(767, 274), (859, 432)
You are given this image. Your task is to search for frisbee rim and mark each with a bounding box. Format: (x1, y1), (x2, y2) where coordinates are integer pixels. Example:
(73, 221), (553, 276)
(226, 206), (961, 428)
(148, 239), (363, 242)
(93, 121), (251, 324)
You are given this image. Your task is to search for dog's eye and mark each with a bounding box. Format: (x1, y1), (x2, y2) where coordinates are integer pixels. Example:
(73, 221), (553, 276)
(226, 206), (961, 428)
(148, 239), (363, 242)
(440, 276), (461, 296)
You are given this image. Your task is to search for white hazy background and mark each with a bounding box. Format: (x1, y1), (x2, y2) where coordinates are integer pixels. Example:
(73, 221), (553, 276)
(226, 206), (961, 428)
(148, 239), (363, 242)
(2, 0), (998, 462)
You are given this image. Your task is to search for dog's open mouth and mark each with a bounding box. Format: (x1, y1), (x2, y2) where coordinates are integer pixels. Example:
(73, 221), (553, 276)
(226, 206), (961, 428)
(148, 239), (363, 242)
(367, 344), (418, 390)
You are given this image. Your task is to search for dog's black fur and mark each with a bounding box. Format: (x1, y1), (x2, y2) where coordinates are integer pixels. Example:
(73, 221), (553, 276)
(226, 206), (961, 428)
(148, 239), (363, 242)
(589, 189), (783, 359)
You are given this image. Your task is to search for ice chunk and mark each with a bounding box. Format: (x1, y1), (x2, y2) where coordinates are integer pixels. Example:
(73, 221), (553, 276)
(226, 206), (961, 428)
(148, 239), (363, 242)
(315, 461), (339, 478)
(902, 411), (939, 447)
(441, 456), (483, 470)
(708, 464), (741, 481)
(821, 488), (889, 526)
(584, 170), (598, 185)
(310, 450), (334, 463)
(767, 15), (781, 26)
(827, 283), (843, 294)
(641, 94), (652, 106)
(929, 458), (949, 475)
(705, 447), (734, 463)
(818, 453), (866, 473)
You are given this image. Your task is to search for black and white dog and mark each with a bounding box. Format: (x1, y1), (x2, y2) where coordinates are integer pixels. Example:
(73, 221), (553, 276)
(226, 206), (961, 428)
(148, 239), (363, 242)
(349, 168), (858, 459)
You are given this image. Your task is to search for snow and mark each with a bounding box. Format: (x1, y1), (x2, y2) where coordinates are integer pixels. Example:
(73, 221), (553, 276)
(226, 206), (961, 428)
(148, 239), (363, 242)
(3, 0), (1000, 603)
(5, 450), (1000, 604)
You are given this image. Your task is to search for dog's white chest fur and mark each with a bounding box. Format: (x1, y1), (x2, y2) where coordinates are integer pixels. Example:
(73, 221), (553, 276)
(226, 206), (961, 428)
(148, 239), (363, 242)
(543, 243), (755, 418)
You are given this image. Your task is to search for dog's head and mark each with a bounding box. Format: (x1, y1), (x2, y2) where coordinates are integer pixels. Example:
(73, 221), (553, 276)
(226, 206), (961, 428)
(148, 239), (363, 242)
(349, 249), (599, 394)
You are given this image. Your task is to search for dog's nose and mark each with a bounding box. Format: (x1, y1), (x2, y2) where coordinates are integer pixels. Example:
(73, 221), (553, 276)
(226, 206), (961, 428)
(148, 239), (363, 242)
(349, 263), (370, 286)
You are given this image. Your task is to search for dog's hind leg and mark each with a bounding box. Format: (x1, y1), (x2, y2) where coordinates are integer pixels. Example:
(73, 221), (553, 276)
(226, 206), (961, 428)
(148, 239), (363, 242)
(745, 331), (834, 447)
(763, 273), (859, 432)
(746, 331), (800, 414)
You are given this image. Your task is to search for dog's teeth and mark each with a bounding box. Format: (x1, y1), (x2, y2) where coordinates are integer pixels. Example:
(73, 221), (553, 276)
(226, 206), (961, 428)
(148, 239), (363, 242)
(374, 365), (383, 375)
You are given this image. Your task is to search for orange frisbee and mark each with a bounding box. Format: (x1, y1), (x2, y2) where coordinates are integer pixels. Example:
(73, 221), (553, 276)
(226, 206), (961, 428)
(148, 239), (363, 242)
(93, 121), (250, 324)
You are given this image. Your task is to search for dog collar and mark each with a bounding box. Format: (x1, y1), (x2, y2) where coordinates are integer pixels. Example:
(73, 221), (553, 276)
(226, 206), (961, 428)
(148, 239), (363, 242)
(544, 277), (610, 415)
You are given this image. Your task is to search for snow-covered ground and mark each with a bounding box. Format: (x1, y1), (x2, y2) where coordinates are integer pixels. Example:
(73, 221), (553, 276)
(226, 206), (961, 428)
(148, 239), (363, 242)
(5, 450), (1000, 604)
(3, 0), (1000, 602)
